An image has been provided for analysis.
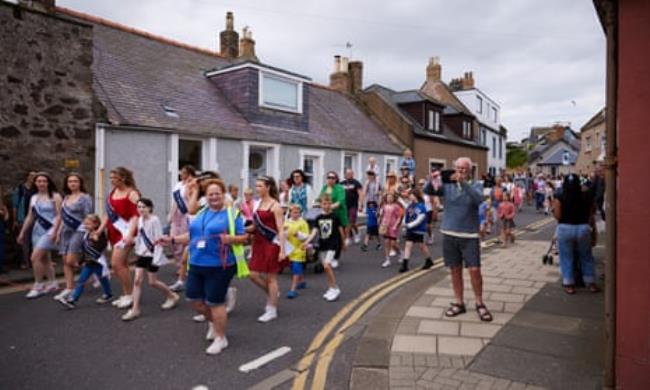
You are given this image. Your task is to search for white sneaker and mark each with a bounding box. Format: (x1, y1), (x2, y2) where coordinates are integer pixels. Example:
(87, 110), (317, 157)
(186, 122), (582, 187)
(206, 323), (216, 341)
(121, 309), (140, 321)
(161, 293), (180, 310)
(330, 259), (339, 269)
(193, 314), (206, 323)
(226, 287), (237, 314)
(169, 280), (184, 292)
(324, 287), (341, 302)
(43, 282), (59, 294)
(381, 259), (391, 268)
(480, 241), (488, 248)
(345, 238), (351, 247)
(257, 308), (278, 323)
(26, 283), (45, 299)
(116, 295), (133, 309)
(354, 235), (361, 244)
(389, 249), (397, 257)
(206, 336), (228, 355)
(53, 288), (72, 301)
(112, 295), (125, 307)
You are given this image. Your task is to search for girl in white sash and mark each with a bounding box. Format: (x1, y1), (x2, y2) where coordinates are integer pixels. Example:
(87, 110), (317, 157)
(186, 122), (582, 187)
(54, 174), (93, 301)
(167, 165), (196, 292)
(17, 172), (63, 299)
(122, 198), (179, 321)
(97, 167), (140, 309)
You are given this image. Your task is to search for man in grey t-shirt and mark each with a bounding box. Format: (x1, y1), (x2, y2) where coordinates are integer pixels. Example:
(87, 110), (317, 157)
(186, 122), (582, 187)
(424, 157), (493, 322)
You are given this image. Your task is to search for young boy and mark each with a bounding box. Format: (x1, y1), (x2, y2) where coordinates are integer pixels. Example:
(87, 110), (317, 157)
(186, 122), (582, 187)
(361, 200), (381, 252)
(284, 204), (310, 298)
(303, 194), (344, 302)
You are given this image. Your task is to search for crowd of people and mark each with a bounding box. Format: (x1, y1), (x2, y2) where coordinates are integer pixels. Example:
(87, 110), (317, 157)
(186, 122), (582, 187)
(0, 148), (605, 355)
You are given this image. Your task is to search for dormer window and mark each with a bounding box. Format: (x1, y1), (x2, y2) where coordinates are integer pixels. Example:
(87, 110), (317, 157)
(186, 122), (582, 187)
(259, 71), (303, 114)
(428, 110), (440, 132)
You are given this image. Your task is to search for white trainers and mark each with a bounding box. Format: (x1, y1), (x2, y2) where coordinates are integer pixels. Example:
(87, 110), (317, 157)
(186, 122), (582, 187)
(330, 259), (339, 269)
(345, 238), (351, 247)
(257, 307), (278, 323)
(26, 283), (45, 299)
(116, 295), (133, 309)
(323, 287), (341, 302)
(193, 314), (206, 323)
(354, 234), (361, 244)
(43, 282), (59, 294)
(381, 259), (391, 268)
(206, 323), (216, 341)
(226, 287), (237, 314)
(206, 336), (228, 355)
(53, 288), (72, 301)
(169, 280), (184, 292)
(161, 293), (180, 310)
(112, 295), (125, 307)
(121, 309), (140, 321)
(389, 249), (397, 257)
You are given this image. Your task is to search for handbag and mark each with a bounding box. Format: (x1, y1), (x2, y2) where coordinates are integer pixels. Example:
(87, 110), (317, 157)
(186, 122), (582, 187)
(379, 224), (388, 236)
(227, 207), (250, 279)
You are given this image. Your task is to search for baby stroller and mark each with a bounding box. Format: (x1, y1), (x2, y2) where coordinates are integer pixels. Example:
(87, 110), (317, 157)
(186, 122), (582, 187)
(542, 236), (557, 265)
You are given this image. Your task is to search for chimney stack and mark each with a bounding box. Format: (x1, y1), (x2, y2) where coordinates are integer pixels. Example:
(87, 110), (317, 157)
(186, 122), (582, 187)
(220, 12), (239, 59)
(426, 56), (442, 82)
(461, 72), (475, 89)
(349, 60), (363, 94)
(329, 55), (350, 93)
(239, 26), (258, 61)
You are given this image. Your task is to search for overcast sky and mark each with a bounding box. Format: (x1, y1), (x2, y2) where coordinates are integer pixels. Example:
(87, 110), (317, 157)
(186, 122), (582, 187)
(58, 0), (606, 142)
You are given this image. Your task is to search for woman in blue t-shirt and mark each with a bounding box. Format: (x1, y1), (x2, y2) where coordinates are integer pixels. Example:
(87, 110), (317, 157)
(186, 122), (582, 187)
(162, 179), (247, 355)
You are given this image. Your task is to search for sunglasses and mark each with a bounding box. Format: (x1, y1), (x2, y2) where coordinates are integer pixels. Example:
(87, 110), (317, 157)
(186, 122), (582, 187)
(327, 176), (336, 180)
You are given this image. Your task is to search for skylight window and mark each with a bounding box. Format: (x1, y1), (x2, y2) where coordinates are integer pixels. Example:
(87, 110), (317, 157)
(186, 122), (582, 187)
(259, 72), (303, 114)
(162, 104), (179, 118)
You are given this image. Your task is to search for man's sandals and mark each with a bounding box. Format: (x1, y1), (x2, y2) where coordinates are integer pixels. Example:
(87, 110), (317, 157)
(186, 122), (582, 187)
(444, 302), (493, 322)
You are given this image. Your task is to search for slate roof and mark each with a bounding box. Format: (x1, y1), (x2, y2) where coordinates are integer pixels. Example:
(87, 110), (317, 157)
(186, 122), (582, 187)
(56, 7), (401, 154)
(420, 79), (474, 117)
(391, 90), (444, 107)
(580, 107), (606, 131)
(537, 147), (578, 166)
(365, 84), (486, 150)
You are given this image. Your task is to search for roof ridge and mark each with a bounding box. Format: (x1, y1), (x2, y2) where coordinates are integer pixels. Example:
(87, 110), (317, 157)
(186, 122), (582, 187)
(55, 6), (224, 58)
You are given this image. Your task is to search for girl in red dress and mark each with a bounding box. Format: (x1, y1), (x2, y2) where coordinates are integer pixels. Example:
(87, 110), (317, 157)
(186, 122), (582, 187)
(248, 176), (286, 323)
(98, 167), (140, 309)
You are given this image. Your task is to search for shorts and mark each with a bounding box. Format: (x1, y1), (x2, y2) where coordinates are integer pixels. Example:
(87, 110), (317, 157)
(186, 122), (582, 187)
(186, 264), (237, 306)
(347, 207), (358, 225)
(442, 234), (481, 268)
(367, 225), (379, 236)
(502, 219), (515, 229)
(135, 256), (159, 272)
(319, 250), (336, 266)
(290, 261), (304, 276)
(405, 231), (424, 243)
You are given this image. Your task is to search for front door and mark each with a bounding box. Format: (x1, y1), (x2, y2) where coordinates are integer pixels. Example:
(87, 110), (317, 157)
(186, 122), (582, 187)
(248, 147), (267, 189)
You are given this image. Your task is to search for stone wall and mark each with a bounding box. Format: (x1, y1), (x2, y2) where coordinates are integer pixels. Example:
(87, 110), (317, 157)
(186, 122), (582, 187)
(0, 2), (96, 195)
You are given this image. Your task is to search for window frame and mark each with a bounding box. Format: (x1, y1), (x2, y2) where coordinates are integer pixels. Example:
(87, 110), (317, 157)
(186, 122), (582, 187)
(384, 155), (399, 177)
(476, 95), (483, 114)
(462, 121), (472, 139)
(258, 71), (303, 114)
(341, 151), (362, 179)
(298, 148), (325, 196)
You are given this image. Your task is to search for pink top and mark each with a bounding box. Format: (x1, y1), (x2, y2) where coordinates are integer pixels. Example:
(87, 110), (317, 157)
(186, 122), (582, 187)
(239, 199), (254, 221)
(498, 201), (516, 220)
(380, 203), (402, 237)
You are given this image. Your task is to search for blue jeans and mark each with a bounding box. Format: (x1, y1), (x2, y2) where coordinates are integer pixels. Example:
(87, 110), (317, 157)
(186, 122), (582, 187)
(535, 192), (545, 210)
(70, 263), (112, 302)
(556, 224), (594, 285)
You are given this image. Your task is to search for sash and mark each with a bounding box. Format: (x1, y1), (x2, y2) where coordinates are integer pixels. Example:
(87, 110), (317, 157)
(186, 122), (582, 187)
(173, 188), (188, 215)
(105, 197), (130, 237)
(62, 204), (82, 230)
(32, 203), (53, 230)
(83, 233), (110, 277)
(138, 217), (168, 266)
(139, 227), (155, 254)
(253, 210), (278, 243)
(227, 207), (249, 279)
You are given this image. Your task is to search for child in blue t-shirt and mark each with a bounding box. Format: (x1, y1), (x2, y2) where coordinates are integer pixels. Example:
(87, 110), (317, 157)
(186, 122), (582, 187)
(479, 196), (496, 246)
(361, 200), (381, 252)
(400, 189), (434, 272)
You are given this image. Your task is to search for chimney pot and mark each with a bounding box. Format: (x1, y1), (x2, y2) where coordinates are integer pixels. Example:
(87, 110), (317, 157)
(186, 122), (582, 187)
(341, 57), (349, 73)
(426, 56), (442, 82)
(239, 26), (258, 61)
(220, 11), (239, 58)
(334, 55), (342, 73)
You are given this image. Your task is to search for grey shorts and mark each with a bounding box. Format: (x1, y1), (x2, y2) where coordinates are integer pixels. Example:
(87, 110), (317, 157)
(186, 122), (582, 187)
(442, 234), (481, 268)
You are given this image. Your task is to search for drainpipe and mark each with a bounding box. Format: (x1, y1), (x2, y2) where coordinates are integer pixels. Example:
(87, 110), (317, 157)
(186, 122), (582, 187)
(602, 1), (618, 388)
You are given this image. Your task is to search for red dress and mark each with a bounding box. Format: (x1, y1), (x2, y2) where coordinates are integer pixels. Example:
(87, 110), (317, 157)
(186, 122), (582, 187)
(107, 189), (139, 245)
(249, 209), (281, 274)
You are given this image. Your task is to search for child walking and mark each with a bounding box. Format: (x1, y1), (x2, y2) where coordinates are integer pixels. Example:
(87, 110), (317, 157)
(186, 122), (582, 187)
(400, 189), (434, 272)
(360, 200), (381, 252)
(379, 192), (401, 268)
(56, 214), (112, 308)
(122, 198), (179, 321)
(479, 196), (496, 247)
(498, 192), (517, 247)
(284, 204), (310, 298)
(303, 194), (344, 302)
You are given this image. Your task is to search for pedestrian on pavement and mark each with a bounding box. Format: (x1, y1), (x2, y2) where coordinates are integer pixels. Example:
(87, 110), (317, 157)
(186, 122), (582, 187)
(284, 204), (310, 299)
(11, 170), (37, 269)
(17, 172), (62, 299)
(248, 175), (286, 323)
(340, 168), (363, 246)
(167, 165), (196, 293)
(122, 198), (179, 321)
(379, 192), (401, 268)
(399, 188), (434, 272)
(498, 192), (516, 247)
(162, 179), (247, 355)
(288, 169), (313, 218)
(97, 167), (140, 310)
(0, 186), (9, 273)
(552, 174), (599, 295)
(424, 158), (493, 322)
(56, 214), (112, 309)
(54, 173), (93, 301)
(302, 194), (344, 302)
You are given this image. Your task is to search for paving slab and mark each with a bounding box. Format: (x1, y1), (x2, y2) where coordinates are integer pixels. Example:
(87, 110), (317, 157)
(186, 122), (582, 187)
(392, 335), (438, 354)
(350, 367), (389, 390)
(438, 336), (484, 356)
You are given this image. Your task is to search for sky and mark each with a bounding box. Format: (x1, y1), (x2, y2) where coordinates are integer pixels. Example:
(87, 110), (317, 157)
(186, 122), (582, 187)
(58, 0), (606, 142)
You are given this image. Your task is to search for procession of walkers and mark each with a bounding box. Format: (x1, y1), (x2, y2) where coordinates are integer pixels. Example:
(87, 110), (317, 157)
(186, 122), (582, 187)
(0, 148), (604, 355)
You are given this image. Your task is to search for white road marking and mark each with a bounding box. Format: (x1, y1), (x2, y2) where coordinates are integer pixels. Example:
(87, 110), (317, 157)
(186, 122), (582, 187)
(238, 346), (292, 373)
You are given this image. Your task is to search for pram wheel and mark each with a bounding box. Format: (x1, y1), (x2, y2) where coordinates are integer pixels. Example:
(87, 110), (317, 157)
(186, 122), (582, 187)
(542, 254), (553, 265)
